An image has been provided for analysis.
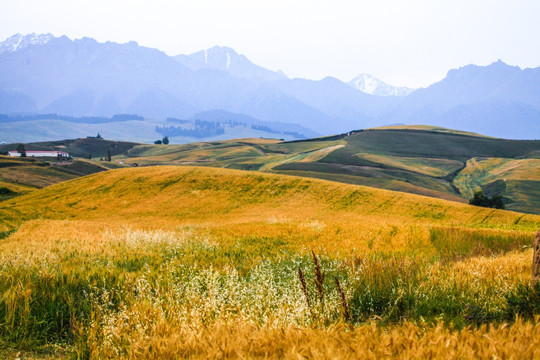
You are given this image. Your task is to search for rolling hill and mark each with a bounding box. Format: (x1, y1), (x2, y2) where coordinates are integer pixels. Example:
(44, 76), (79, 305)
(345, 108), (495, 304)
(2, 126), (539, 214)
(1, 164), (540, 358)
(1, 165), (538, 236)
(0, 154), (109, 202)
(115, 126), (540, 214)
(0, 138), (136, 200)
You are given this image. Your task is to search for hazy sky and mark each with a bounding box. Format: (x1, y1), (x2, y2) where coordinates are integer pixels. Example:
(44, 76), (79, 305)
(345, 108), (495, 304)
(1, 0), (539, 88)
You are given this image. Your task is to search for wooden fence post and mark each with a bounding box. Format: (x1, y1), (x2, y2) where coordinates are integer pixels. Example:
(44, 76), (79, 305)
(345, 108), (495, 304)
(533, 228), (540, 285)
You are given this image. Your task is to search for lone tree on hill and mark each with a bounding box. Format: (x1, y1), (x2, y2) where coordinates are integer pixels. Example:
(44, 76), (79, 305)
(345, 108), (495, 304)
(106, 148), (112, 162)
(162, 136), (169, 145)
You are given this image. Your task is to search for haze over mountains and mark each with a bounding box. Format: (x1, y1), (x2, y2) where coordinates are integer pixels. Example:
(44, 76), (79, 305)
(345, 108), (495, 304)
(349, 74), (414, 96)
(1, 33), (539, 140)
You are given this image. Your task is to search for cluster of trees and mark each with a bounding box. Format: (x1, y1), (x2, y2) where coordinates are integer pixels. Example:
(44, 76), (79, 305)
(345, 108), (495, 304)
(154, 137), (169, 145)
(156, 120), (225, 138)
(469, 191), (505, 209)
(87, 133), (103, 139)
(0, 113), (143, 124)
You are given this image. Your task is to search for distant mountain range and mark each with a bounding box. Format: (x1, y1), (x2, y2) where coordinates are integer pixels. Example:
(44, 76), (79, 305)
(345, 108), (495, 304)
(1, 33), (539, 140)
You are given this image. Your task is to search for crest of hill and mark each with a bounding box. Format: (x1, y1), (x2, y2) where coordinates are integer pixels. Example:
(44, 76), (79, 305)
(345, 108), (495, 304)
(368, 125), (496, 138)
(1, 166), (538, 233)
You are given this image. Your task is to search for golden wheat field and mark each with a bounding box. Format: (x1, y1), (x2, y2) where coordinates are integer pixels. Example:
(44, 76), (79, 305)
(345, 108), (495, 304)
(1, 166), (540, 359)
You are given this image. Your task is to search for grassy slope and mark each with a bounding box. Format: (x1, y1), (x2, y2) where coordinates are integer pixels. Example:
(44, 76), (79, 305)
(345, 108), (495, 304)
(1, 166), (537, 240)
(1, 166), (540, 358)
(3, 127), (539, 214)
(0, 137), (140, 158)
(0, 155), (110, 201)
(454, 158), (540, 213)
(116, 128), (540, 213)
(0, 138), (137, 199)
(370, 124), (496, 138)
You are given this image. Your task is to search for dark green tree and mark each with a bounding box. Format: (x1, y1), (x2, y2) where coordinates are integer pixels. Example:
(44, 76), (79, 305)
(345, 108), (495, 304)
(0, 187), (16, 195)
(490, 195), (505, 209)
(162, 136), (169, 145)
(469, 191), (505, 209)
(106, 148), (112, 161)
(16, 143), (26, 157)
(154, 139), (162, 145)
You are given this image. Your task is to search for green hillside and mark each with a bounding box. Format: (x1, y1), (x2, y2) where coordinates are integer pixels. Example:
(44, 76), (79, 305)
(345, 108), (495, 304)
(0, 137), (140, 158)
(0, 155), (110, 201)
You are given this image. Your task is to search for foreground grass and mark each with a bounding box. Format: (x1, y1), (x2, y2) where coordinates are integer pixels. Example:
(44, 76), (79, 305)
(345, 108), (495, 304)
(1, 224), (540, 358)
(1, 167), (539, 358)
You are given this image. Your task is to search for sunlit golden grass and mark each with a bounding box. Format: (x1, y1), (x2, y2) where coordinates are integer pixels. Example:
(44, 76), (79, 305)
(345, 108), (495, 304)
(81, 317), (540, 359)
(1, 166), (538, 254)
(2, 166), (537, 228)
(2, 224), (539, 358)
(1, 166), (540, 358)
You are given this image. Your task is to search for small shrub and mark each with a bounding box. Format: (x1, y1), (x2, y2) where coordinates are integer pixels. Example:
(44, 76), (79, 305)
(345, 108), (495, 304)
(0, 187), (16, 195)
(464, 304), (494, 324)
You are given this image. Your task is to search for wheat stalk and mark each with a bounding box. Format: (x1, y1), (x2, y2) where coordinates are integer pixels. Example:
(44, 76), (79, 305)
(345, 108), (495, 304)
(297, 266), (312, 315)
(312, 250), (325, 305)
(334, 276), (351, 322)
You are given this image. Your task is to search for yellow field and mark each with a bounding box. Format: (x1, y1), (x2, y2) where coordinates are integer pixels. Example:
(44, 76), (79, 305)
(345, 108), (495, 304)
(1, 166), (539, 358)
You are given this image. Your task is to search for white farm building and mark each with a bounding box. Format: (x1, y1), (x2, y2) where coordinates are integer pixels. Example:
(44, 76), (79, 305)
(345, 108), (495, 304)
(8, 150), (70, 158)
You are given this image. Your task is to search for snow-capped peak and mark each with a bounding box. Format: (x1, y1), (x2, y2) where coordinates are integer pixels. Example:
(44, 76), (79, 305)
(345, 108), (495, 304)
(175, 45), (287, 82)
(349, 74), (415, 96)
(0, 33), (55, 53)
